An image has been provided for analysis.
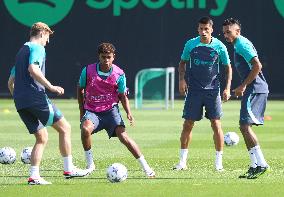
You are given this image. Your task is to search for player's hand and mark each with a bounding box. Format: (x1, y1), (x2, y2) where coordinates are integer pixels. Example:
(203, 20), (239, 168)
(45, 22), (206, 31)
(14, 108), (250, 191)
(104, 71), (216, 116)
(127, 113), (135, 126)
(222, 89), (231, 102)
(50, 85), (64, 95)
(179, 79), (187, 96)
(233, 85), (246, 97)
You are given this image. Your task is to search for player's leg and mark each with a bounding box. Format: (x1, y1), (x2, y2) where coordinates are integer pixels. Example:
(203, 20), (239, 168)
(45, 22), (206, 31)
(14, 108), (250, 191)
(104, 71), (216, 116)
(80, 111), (99, 172)
(17, 108), (51, 185)
(115, 126), (155, 177)
(210, 119), (224, 171)
(174, 91), (202, 170)
(239, 93), (269, 179)
(205, 91), (224, 171)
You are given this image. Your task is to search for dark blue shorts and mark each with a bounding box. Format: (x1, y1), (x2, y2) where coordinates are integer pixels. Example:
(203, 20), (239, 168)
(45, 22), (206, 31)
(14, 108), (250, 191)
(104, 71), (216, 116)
(240, 92), (268, 125)
(81, 105), (125, 138)
(182, 91), (222, 121)
(17, 99), (63, 134)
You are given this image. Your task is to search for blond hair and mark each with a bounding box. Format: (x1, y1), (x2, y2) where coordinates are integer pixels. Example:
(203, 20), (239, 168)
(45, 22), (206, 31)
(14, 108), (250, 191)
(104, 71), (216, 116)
(30, 22), (54, 37)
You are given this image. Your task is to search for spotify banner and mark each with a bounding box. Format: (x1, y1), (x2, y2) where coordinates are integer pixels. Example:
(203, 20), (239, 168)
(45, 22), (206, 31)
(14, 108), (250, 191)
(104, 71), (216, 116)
(1, 0), (284, 97)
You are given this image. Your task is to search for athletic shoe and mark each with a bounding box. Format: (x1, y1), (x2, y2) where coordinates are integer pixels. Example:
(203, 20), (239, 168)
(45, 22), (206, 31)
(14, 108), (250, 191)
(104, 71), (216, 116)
(145, 168), (155, 178)
(247, 166), (271, 179)
(239, 167), (256, 178)
(28, 177), (52, 185)
(173, 163), (188, 171)
(86, 163), (96, 173)
(63, 167), (90, 179)
(216, 167), (224, 172)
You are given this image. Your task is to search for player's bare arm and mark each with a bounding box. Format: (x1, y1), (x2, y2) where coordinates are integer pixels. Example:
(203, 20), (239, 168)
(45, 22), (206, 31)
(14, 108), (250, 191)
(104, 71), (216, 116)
(118, 93), (134, 126)
(28, 64), (64, 95)
(77, 85), (85, 120)
(178, 60), (188, 96)
(223, 64), (232, 102)
(7, 76), (15, 96)
(233, 57), (262, 97)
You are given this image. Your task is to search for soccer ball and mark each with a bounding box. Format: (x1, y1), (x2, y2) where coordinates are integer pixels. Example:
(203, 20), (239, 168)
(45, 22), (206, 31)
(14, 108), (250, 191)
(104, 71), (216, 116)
(0, 147), (16, 164)
(21, 147), (33, 164)
(224, 132), (240, 146)
(106, 163), (128, 183)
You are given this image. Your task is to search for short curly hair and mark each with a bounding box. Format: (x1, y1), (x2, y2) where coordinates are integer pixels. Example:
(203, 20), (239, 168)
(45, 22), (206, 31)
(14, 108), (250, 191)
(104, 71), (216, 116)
(98, 43), (116, 54)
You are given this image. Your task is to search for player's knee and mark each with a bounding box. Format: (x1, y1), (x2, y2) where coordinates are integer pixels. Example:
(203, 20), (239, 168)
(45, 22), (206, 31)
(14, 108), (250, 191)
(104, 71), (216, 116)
(36, 133), (48, 145)
(183, 120), (194, 132)
(116, 128), (128, 144)
(81, 123), (93, 137)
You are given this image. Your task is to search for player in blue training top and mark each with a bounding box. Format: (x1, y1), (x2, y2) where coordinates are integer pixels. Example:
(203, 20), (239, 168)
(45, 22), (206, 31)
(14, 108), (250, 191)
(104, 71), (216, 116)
(173, 16), (232, 171)
(10, 22), (88, 185)
(8, 66), (15, 95)
(223, 18), (270, 179)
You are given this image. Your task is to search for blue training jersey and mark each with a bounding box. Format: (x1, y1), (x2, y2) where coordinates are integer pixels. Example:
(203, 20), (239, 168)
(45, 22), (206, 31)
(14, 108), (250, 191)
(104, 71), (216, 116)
(13, 42), (47, 110)
(234, 35), (269, 93)
(10, 66), (15, 77)
(79, 63), (127, 94)
(181, 36), (230, 91)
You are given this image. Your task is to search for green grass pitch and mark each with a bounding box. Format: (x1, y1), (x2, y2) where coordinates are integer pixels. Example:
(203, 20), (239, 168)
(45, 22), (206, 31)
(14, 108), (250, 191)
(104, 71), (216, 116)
(0, 99), (284, 196)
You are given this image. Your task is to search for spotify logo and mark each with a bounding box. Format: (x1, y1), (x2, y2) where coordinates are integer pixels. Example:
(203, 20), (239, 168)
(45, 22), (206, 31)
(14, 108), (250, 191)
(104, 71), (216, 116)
(274, 0), (284, 18)
(3, 0), (74, 27)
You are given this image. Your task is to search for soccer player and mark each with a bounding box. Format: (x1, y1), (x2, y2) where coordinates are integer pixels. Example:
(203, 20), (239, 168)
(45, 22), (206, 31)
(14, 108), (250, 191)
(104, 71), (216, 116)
(8, 66), (15, 95)
(222, 18), (270, 179)
(174, 16), (232, 171)
(11, 22), (89, 185)
(77, 42), (155, 178)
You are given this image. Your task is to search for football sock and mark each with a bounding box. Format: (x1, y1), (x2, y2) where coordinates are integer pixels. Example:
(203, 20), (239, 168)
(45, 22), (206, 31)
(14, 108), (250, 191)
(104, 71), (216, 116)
(215, 151), (223, 169)
(179, 149), (188, 165)
(252, 145), (268, 167)
(84, 149), (94, 167)
(248, 149), (257, 168)
(63, 156), (73, 172)
(30, 166), (40, 178)
(137, 155), (151, 172)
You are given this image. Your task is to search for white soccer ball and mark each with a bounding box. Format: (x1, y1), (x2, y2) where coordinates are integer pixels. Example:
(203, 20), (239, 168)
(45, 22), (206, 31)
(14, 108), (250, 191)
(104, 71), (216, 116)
(21, 147), (33, 164)
(106, 163), (128, 183)
(0, 147), (16, 164)
(224, 132), (240, 146)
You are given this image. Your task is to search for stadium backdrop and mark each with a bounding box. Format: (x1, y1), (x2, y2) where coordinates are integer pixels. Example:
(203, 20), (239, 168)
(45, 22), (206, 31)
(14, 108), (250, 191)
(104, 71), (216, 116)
(0, 0), (283, 98)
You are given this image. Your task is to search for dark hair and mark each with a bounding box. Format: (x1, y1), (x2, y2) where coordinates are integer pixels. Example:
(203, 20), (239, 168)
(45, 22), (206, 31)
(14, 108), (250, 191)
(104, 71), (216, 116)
(223, 18), (241, 29)
(198, 16), (213, 26)
(98, 43), (116, 54)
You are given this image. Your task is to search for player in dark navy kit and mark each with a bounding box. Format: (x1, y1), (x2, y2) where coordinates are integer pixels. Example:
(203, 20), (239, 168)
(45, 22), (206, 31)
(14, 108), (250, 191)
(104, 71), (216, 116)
(11, 22), (88, 185)
(223, 18), (270, 179)
(174, 17), (232, 171)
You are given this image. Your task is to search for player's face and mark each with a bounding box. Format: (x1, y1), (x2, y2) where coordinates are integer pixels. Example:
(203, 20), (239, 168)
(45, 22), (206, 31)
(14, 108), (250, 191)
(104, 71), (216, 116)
(99, 52), (115, 67)
(41, 32), (50, 46)
(223, 24), (240, 43)
(198, 23), (213, 43)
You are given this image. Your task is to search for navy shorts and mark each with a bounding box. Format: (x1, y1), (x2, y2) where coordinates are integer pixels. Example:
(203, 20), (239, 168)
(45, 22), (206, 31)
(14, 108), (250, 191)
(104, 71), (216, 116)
(17, 99), (63, 134)
(240, 92), (268, 125)
(182, 91), (222, 121)
(81, 105), (125, 138)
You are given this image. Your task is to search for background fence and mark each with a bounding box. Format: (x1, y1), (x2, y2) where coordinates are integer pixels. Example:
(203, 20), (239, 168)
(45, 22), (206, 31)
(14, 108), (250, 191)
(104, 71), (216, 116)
(1, 0), (283, 98)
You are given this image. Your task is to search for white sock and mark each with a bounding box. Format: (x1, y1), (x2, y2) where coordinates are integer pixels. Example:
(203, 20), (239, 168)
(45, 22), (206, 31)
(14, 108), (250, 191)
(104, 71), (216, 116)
(179, 149), (188, 165)
(30, 166), (40, 178)
(215, 151), (223, 169)
(137, 155), (151, 172)
(85, 149), (94, 167)
(252, 145), (268, 167)
(248, 149), (257, 168)
(63, 156), (73, 172)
